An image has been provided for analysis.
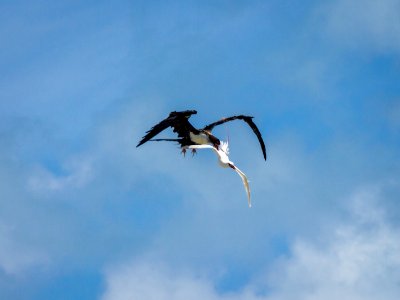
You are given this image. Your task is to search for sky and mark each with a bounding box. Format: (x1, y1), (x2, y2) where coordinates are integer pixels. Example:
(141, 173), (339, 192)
(1, 0), (400, 299)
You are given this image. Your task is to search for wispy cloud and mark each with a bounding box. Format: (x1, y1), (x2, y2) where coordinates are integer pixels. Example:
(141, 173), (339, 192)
(264, 184), (400, 300)
(28, 157), (93, 192)
(101, 183), (400, 300)
(0, 223), (49, 275)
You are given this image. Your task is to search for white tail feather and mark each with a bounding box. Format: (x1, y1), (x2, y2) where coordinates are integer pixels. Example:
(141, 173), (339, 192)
(232, 165), (251, 207)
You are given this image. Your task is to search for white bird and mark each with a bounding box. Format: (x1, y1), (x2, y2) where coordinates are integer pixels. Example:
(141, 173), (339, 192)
(184, 141), (251, 207)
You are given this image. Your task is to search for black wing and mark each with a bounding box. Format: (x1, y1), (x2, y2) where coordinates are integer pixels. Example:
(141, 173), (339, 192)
(203, 115), (267, 160)
(136, 110), (198, 147)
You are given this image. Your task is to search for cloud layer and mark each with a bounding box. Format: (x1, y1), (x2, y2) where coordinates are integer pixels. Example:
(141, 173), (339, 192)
(101, 184), (400, 300)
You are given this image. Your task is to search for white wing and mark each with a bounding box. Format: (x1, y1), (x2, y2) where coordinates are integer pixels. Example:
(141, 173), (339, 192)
(232, 165), (251, 207)
(187, 144), (215, 150)
(187, 144), (220, 156)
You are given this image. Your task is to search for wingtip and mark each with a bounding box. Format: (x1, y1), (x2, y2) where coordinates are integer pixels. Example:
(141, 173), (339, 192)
(261, 150), (267, 161)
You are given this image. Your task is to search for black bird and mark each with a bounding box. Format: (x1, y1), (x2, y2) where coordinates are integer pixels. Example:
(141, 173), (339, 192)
(136, 110), (266, 160)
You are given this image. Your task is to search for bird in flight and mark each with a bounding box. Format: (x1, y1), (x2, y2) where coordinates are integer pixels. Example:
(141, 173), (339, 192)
(183, 141), (252, 207)
(136, 110), (266, 206)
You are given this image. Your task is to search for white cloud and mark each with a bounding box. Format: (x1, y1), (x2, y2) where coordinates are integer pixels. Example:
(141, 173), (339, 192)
(265, 185), (400, 300)
(102, 262), (221, 300)
(101, 184), (400, 300)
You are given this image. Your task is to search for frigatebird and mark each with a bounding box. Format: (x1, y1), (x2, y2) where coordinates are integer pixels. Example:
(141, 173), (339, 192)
(136, 110), (266, 160)
(136, 110), (266, 207)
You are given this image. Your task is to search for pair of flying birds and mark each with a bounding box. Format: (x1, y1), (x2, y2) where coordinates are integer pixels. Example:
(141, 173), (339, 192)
(137, 110), (266, 207)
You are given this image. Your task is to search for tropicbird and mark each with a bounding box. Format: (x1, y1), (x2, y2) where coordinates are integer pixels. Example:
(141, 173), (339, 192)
(184, 141), (252, 207)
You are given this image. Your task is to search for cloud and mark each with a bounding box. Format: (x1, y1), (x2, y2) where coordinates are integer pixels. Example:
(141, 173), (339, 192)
(265, 184), (400, 300)
(101, 262), (221, 300)
(0, 138), (50, 275)
(101, 183), (400, 300)
(0, 99), (205, 279)
(28, 157), (93, 192)
(1, 96), (398, 296)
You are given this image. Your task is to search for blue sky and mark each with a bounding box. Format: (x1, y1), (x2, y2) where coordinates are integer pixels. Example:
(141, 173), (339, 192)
(1, 0), (400, 299)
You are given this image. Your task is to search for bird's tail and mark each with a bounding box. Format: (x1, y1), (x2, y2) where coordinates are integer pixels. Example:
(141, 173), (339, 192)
(232, 165), (251, 207)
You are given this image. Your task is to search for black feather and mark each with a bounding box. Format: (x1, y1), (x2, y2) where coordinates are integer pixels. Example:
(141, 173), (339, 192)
(203, 115), (267, 160)
(136, 110), (198, 147)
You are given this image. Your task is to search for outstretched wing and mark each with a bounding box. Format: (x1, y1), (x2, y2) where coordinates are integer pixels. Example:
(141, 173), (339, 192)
(203, 115), (267, 160)
(136, 110), (198, 147)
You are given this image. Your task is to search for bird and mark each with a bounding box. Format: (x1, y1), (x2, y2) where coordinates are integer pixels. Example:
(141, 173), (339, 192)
(136, 110), (266, 160)
(183, 141), (252, 207)
(136, 110), (266, 207)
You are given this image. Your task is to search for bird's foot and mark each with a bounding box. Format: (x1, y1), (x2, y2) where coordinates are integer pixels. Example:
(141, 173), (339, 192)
(191, 148), (197, 157)
(181, 148), (187, 157)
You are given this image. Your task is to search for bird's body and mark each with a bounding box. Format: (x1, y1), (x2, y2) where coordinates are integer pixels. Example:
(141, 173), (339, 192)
(136, 109), (266, 206)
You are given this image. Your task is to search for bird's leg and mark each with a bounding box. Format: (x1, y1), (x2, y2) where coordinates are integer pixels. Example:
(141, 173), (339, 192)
(191, 148), (197, 156)
(181, 147), (187, 157)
